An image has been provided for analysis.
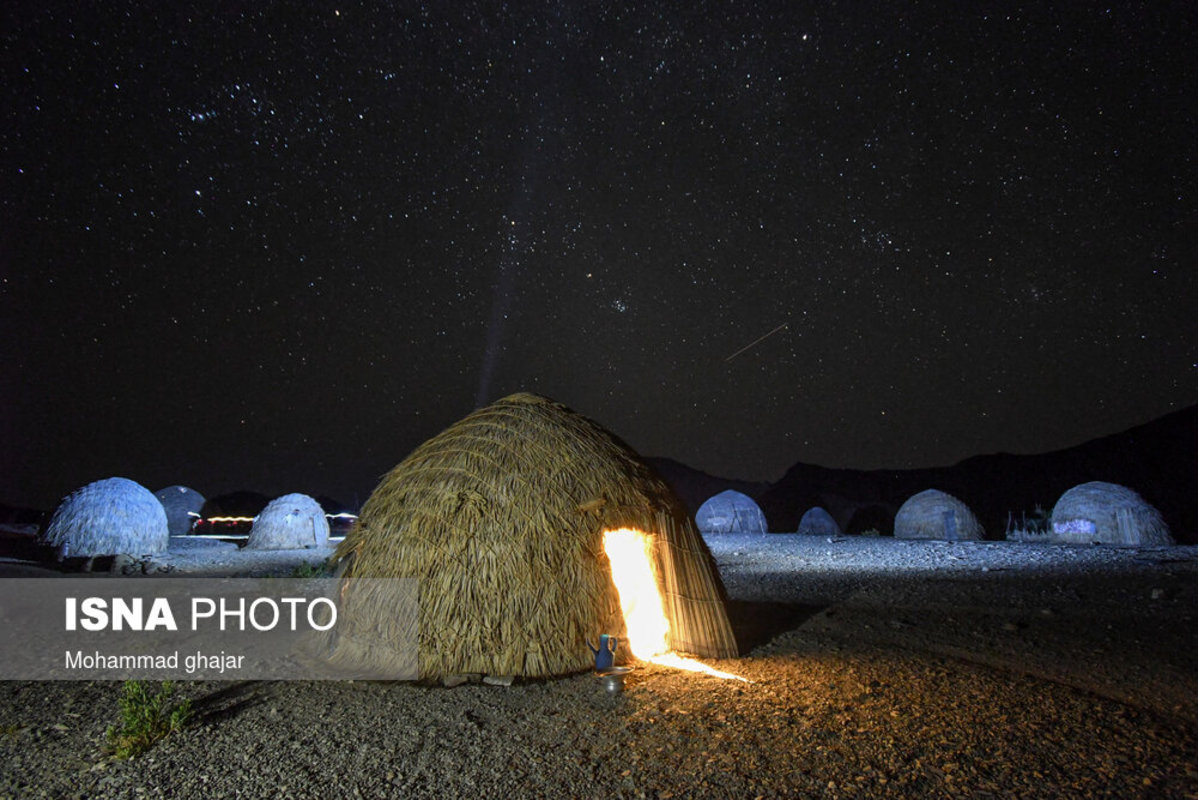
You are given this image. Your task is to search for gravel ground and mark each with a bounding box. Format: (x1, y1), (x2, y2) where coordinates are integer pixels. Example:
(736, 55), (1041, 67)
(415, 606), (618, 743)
(1, 534), (1196, 799)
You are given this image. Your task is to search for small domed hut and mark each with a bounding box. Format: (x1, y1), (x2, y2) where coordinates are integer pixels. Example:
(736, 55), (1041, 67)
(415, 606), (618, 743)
(155, 485), (205, 537)
(40, 477), (169, 558)
(1049, 482), (1172, 546)
(797, 506), (841, 536)
(695, 490), (768, 534)
(246, 493), (330, 550)
(894, 489), (984, 541)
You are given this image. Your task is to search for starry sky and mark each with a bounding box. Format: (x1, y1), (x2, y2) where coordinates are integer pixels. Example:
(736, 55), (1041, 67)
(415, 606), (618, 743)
(2, 2), (1196, 510)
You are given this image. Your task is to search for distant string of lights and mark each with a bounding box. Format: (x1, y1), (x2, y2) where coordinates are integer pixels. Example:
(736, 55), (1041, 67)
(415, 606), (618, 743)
(187, 512), (358, 522)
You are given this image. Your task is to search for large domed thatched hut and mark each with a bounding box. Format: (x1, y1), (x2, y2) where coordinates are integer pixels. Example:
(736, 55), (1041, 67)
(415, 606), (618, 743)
(332, 393), (738, 680)
(894, 489), (984, 541)
(797, 506), (841, 536)
(695, 489), (768, 534)
(40, 477), (169, 558)
(1050, 482), (1173, 546)
(247, 493), (330, 550)
(155, 485), (205, 537)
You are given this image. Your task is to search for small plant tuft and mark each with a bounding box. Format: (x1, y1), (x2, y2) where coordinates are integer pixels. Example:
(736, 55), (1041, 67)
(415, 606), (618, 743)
(290, 559), (332, 578)
(105, 680), (192, 759)
(1005, 504), (1052, 541)
(860, 528), (881, 537)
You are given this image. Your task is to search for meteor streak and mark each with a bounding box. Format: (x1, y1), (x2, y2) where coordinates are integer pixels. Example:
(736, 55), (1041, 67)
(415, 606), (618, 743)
(724, 322), (789, 362)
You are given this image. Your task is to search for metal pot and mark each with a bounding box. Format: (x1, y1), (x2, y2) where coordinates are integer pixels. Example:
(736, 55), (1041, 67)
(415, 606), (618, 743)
(597, 666), (631, 693)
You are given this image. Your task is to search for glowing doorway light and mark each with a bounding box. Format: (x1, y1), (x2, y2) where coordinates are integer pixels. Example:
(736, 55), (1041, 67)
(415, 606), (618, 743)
(603, 529), (747, 682)
(603, 528), (670, 658)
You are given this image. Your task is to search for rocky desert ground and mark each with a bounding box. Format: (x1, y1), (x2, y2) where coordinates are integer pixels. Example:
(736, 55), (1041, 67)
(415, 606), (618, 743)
(0, 533), (1195, 799)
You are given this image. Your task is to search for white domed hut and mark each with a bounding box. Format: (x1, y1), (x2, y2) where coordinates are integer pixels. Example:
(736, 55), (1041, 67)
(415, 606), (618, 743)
(797, 506), (841, 536)
(246, 493), (330, 550)
(695, 490), (768, 534)
(40, 477), (169, 558)
(894, 489), (984, 541)
(155, 485), (205, 537)
(1050, 481), (1172, 546)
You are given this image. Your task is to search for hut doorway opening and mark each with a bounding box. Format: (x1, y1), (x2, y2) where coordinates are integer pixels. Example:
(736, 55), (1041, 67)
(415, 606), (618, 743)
(603, 528), (670, 659)
(602, 528), (746, 681)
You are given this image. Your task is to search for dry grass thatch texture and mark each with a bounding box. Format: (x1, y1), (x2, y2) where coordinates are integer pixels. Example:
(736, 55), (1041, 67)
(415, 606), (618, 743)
(332, 393), (737, 679)
(696, 489), (768, 534)
(40, 477), (169, 557)
(797, 506), (841, 536)
(894, 489), (984, 541)
(1050, 481), (1173, 546)
(155, 485), (205, 537)
(247, 493), (330, 550)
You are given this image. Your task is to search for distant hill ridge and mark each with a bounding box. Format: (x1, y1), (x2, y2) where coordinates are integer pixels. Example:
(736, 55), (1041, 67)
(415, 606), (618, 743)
(7, 406), (1196, 545)
(644, 458), (770, 519)
(649, 404), (1198, 544)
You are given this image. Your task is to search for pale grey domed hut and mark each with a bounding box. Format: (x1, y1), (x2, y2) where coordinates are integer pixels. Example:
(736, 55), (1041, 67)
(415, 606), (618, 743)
(798, 506), (841, 536)
(40, 477), (169, 558)
(246, 493), (330, 550)
(1049, 481), (1173, 546)
(155, 485), (205, 537)
(696, 490), (768, 534)
(894, 489), (984, 541)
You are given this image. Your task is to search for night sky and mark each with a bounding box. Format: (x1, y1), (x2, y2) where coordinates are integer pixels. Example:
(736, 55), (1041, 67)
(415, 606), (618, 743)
(2, 2), (1196, 511)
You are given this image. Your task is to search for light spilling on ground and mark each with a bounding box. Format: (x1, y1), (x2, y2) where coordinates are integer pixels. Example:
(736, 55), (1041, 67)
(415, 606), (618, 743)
(646, 651), (748, 682)
(603, 528), (747, 682)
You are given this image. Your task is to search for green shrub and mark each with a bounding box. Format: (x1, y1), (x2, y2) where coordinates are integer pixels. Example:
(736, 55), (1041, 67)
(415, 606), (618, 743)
(105, 680), (192, 759)
(860, 528), (881, 537)
(290, 560), (332, 578)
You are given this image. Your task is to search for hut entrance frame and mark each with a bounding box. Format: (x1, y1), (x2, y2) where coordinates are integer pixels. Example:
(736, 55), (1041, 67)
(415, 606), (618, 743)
(602, 528), (671, 659)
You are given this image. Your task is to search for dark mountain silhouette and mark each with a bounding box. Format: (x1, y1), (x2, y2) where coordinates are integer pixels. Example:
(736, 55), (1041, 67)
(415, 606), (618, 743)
(0, 502), (45, 527)
(314, 495), (355, 515)
(652, 404), (1198, 544)
(645, 458), (769, 518)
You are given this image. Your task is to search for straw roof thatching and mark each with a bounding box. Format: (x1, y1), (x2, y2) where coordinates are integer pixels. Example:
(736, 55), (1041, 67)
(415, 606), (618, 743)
(155, 485), (205, 537)
(1050, 481), (1173, 546)
(247, 493), (330, 550)
(894, 489), (984, 541)
(797, 506), (841, 536)
(40, 477), (169, 558)
(696, 490), (767, 534)
(332, 392), (738, 679)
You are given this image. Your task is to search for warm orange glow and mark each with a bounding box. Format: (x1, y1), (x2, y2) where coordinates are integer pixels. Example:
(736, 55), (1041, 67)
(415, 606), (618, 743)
(603, 528), (748, 682)
(649, 651), (749, 682)
(603, 528), (670, 658)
